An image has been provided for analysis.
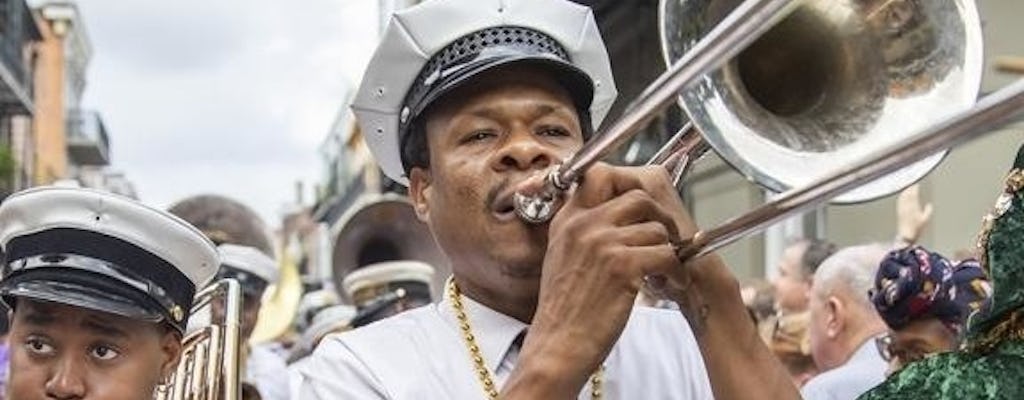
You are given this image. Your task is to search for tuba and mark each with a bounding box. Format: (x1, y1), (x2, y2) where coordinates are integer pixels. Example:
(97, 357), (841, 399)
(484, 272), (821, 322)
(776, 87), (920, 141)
(155, 279), (243, 400)
(331, 193), (450, 303)
(168, 194), (302, 344)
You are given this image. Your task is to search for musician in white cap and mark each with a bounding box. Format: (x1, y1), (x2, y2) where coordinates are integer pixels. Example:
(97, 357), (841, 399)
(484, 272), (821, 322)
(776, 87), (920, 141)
(299, 0), (797, 398)
(212, 244), (290, 400)
(0, 186), (218, 399)
(287, 304), (356, 399)
(342, 260), (435, 328)
(293, 289), (341, 336)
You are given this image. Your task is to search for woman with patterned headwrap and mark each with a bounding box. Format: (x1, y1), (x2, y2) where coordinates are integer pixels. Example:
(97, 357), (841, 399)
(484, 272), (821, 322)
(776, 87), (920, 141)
(859, 144), (1024, 400)
(869, 246), (991, 375)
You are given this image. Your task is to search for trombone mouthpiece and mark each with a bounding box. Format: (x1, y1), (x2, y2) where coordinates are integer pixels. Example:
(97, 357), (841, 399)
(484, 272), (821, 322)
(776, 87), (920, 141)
(513, 191), (556, 224)
(513, 168), (567, 224)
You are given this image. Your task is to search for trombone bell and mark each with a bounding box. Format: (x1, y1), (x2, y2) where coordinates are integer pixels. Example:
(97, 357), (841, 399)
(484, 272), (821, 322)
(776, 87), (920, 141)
(659, 0), (984, 202)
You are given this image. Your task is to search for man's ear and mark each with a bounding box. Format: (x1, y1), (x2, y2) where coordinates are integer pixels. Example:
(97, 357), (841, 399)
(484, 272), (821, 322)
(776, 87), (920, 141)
(825, 296), (845, 339)
(409, 167), (433, 223)
(159, 330), (184, 382)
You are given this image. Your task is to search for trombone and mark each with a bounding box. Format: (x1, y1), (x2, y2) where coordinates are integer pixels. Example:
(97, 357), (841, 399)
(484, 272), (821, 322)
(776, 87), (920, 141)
(512, 0), (1024, 262)
(678, 79), (1024, 260)
(513, 0), (801, 222)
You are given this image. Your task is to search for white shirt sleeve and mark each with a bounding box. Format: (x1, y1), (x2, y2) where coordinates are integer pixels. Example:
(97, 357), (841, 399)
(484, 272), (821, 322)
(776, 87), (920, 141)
(298, 337), (390, 399)
(246, 345), (291, 400)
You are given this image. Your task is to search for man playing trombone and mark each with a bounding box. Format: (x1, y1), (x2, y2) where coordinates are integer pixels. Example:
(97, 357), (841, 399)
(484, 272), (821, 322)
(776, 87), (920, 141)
(299, 0), (796, 398)
(0, 186), (219, 399)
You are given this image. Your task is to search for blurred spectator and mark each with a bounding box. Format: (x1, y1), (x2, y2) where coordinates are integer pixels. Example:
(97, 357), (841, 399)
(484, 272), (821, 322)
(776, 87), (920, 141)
(774, 239), (837, 314)
(764, 311), (818, 387)
(869, 246), (991, 374)
(803, 244), (889, 400)
(742, 280), (777, 323)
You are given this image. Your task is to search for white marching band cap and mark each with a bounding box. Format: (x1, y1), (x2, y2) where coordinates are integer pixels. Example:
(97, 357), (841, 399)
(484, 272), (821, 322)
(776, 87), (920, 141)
(216, 244), (278, 295)
(342, 260), (435, 300)
(0, 186), (219, 332)
(296, 288), (342, 331)
(352, 0), (617, 185)
(294, 304), (357, 358)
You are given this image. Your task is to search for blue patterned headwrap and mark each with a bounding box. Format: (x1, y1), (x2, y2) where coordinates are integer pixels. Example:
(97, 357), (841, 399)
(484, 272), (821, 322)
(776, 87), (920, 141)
(870, 246), (991, 336)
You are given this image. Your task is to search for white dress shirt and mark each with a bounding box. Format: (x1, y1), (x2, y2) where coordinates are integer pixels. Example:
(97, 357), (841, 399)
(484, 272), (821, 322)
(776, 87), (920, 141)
(247, 343), (291, 400)
(801, 337), (887, 400)
(299, 292), (714, 399)
(288, 357), (311, 400)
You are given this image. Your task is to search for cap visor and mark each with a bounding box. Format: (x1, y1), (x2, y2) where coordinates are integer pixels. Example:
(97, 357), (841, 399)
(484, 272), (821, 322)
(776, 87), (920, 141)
(3, 280), (165, 323)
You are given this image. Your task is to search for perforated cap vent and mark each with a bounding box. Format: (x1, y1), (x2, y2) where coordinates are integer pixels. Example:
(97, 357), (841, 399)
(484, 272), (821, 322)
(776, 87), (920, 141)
(398, 26), (592, 172)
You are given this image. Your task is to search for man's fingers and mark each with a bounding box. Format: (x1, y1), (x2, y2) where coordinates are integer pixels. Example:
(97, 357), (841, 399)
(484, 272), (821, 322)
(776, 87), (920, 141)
(587, 189), (680, 237)
(572, 163), (647, 209)
(624, 244), (682, 277)
(607, 221), (672, 248)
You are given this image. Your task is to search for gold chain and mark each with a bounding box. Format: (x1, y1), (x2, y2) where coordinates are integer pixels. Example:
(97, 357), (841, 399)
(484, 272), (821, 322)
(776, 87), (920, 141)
(447, 277), (604, 399)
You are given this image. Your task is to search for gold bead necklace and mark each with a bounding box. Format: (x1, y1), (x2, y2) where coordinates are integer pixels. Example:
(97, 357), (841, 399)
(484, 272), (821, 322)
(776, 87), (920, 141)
(447, 277), (603, 399)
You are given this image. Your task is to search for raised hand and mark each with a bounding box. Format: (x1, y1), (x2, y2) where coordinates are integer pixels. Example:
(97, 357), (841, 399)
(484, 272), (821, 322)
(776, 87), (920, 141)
(897, 184), (933, 245)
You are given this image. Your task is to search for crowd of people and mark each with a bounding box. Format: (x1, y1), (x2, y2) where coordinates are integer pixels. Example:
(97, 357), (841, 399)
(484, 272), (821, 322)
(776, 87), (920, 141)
(0, 0), (1020, 399)
(745, 184), (997, 399)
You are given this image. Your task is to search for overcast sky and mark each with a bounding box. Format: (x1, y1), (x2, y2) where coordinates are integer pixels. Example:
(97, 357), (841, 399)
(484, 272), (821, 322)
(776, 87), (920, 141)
(72, 0), (380, 226)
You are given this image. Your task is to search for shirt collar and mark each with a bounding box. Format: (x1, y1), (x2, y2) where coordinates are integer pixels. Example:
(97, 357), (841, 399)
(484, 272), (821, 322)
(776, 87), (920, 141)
(850, 335), (885, 365)
(437, 285), (529, 372)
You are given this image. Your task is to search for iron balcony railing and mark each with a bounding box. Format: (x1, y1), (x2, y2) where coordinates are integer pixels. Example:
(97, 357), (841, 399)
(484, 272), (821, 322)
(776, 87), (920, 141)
(66, 109), (110, 166)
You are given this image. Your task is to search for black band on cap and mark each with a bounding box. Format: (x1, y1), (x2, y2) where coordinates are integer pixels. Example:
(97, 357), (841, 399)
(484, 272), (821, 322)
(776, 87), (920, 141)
(350, 281), (432, 328)
(402, 26), (573, 120)
(388, 280), (431, 301)
(2, 228), (195, 321)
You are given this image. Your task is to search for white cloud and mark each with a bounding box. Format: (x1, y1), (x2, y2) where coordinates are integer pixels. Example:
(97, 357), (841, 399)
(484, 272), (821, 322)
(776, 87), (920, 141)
(75, 0), (380, 225)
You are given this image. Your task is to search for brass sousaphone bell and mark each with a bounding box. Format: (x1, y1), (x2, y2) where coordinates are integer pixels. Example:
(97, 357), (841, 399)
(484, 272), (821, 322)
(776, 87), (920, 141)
(331, 193), (450, 304)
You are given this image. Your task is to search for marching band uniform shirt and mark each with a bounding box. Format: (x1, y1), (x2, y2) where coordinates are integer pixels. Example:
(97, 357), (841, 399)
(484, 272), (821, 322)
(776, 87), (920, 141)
(299, 294), (714, 399)
(247, 343), (292, 400)
(287, 357), (312, 400)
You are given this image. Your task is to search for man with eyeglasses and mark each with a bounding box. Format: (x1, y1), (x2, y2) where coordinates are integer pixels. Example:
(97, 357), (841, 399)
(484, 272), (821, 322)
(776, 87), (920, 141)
(868, 246), (991, 375)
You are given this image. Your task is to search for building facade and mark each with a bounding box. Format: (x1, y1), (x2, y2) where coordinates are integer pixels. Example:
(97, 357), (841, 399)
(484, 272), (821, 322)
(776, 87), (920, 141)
(30, 1), (132, 196)
(0, 0), (41, 198)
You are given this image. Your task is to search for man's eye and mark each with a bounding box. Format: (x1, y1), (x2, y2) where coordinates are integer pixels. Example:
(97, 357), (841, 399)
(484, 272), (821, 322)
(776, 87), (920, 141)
(90, 345), (120, 361)
(25, 338), (55, 355)
(462, 131), (495, 143)
(538, 126), (570, 137)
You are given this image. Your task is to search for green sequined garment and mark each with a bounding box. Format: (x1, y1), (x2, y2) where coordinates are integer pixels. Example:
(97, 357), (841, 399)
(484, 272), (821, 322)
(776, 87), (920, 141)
(858, 339), (1024, 400)
(860, 145), (1024, 399)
